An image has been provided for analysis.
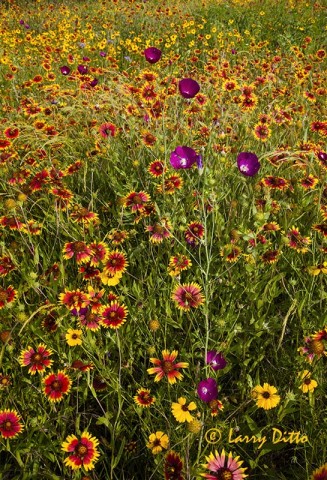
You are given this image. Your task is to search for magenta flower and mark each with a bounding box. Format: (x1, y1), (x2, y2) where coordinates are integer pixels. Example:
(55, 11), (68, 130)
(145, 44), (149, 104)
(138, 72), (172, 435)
(206, 351), (227, 371)
(237, 152), (260, 177)
(99, 51), (107, 57)
(60, 66), (70, 75)
(197, 378), (218, 403)
(90, 78), (99, 87)
(179, 78), (200, 99)
(144, 47), (162, 64)
(170, 146), (202, 170)
(77, 65), (88, 75)
(317, 151), (327, 162)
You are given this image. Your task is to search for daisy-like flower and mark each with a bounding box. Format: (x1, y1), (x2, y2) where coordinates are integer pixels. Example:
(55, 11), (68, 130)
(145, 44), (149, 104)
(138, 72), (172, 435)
(262, 176), (289, 190)
(148, 160), (166, 177)
(19, 344), (53, 375)
(171, 397), (197, 423)
(147, 350), (188, 384)
(103, 250), (128, 275)
(261, 250), (280, 264)
(63, 241), (92, 264)
(59, 289), (89, 310)
(251, 383), (281, 410)
(70, 207), (99, 225)
(300, 174), (319, 189)
(157, 174), (183, 195)
(0, 373), (11, 388)
(0, 256), (16, 276)
(185, 222), (205, 247)
(99, 122), (116, 138)
(286, 227), (311, 253)
(4, 127), (20, 139)
(43, 371), (72, 402)
(101, 301), (128, 329)
(253, 123), (271, 141)
(201, 449), (248, 479)
(99, 270), (122, 286)
(0, 216), (24, 230)
(168, 254), (192, 276)
(66, 329), (83, 346)
(164, 451), (184, 480)
(262, 222), (280, 232)
(299, 370), (318, 393)
(146, 218), (172, 243)
(77, 310), (102, 331)
(172, 283), (204, 311)
(0, 285), (17, 309)
(307, 262), (327, 275)
(209, 399), (224, 417)
(311, 463), (327, 480)
(108, 229), (129, 245)
(123, 191), (150, 211)
(298, 337), (326, 362)
(312, 223), (327, 238)
(88, 242), (108, 266)
(62, 431), (100, 471)
(146, 431), (169, 455)
(134, 388), (156, 408)
(220, 244), (242, 263)
(85, 286), (105, 312)
(71, 360), (94, 372)
(0, 410), (23, 439)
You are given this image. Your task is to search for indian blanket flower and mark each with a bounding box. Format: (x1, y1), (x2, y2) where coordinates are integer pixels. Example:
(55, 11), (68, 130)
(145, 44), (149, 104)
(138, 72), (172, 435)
(148, 160), (166, 177)
(66, 329), (83, 346)
(209, 399), (224, 417)
(134, 388), (156, 408)
(0, 374), (11, 388)
(0, 410), (23, 439)
(146, 431), (169, 454)
(184, 221), (205, 246)
(147, 350), (188, 384)
(197, 378), (218, 403)
(237, 152), (260, 177)
(262, 176), (289, 190)
(252, 383), (280, 410)
(164, 451), (184, 480)
(179, 78), (200, 99)
(144, 47), (162, 64)
(311, 463), (327, 480)
(312, 223), (327, 237)
(63, 241), (92, 264)
(0, 285), (17, 308)
(123, 191), (150, 211)
(307, 262), (327, 275)
(168, 254), (192, 276)
(299, 370), (318, 393)
(201, 449), (248, 479)
(103, 250), (128, 275)
(62, 431), (100, 471)
(206, 351), (227, 371)
(220, 244), (242, 262)
(19, 344), (53, 375)
(146, 218), (172, 243)
(101, 301), (128, 329)
(172, 283), (204, 311)
(171, 397), (197, 423)
(59, 289), (89, 310)
(43, 371), (72, 402)
(99, 122), (116, 138)
(170, 146), (202, 170)
(286, 227), (311, 253)
(298, 337), (326, 362)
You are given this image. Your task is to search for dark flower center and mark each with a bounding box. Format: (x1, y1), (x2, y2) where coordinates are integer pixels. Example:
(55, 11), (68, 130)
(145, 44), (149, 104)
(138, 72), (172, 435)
(0, 291), (8, 302)
(162, 360), (174, 373)
(304, 378), (312, 385)
(262, 391), (271, 399)
(132, 195), (141, 204)
(73, 242), (86, 252)
(51, 380), (61, 390)
(215, 469), (233, 480)
(32, 353), (42, 362)
(4, 421), (12, 430)
(76, 444), (88, 456)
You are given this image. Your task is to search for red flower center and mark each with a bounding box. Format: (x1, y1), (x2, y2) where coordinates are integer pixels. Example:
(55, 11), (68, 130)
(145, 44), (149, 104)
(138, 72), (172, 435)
(32, 353), (42, 362)
(51, 380), (61, 390)
(4, 421), (12, 430)
(76, 444), (88, 456)
(0, 291), (8, 301)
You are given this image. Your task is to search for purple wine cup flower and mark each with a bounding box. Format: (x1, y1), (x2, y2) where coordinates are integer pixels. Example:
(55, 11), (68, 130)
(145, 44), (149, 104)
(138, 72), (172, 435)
(197, 378), (218, 403)
(237, 151), (260, 177)
(144, 47), (162, 64)
(179, 78), (200, 99)
(206, 350), (227, 371)
(77, 64), (88, 75)
(170, 146), (202, 170)
(60, 66), (71, 76)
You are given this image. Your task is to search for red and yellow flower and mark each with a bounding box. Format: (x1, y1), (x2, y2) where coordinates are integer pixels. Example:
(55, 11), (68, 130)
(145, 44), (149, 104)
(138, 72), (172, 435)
(62, 431), (100, 471)
(43, 371), (72, 402)
(19, 344), (53, 375)
(148, 350), (188, 384)
(0, 410), (23, 439)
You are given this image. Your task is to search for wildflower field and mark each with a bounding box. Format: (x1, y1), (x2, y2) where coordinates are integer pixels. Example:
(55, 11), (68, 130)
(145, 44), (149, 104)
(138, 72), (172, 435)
(0, 0), (326, 478)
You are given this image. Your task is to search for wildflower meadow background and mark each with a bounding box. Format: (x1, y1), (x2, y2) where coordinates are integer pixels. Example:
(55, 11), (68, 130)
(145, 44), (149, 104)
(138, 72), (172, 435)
(0, 0), (326, 478)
